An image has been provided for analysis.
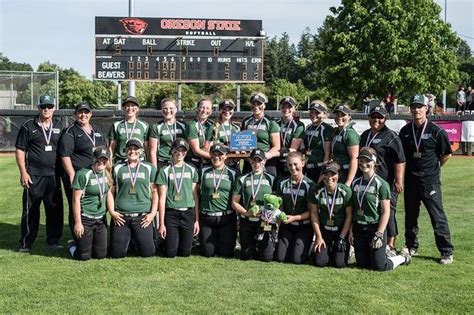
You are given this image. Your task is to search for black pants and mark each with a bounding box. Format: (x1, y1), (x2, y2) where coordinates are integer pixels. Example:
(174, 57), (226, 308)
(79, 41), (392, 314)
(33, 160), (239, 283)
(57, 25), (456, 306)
(199, 213), (237, 258)
(164, 208), (195, 257)
(404, 180), (453, 255)
(387, 184), (399, 238)
(313, 228), (349, 268)
(239, 218), (275, 262)
(61, 172), (75, 237)
(304, 164), (322, 184)
(353, 223), (393, 271)
(74, 216), (107, 260)
(19, 174), (63, 249)
(242, 157), (277, 178)
(275, 223), (313, 264)
(275, 159), (289, 179)
(185, 157), (201, 171)
(337, 168), (349, 185)
(110, 214), (155, 258)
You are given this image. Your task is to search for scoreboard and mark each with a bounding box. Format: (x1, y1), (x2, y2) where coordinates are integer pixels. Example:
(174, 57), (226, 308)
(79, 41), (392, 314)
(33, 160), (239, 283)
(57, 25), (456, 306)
(95, 17), (264, 83)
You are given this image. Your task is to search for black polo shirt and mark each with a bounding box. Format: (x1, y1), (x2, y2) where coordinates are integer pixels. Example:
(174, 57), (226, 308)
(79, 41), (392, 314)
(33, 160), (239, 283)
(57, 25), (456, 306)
(360, 125), (405, 184)
(58, 122), (107, 171)
(15, 116), (63, 176)
(399, 121), (452, 184)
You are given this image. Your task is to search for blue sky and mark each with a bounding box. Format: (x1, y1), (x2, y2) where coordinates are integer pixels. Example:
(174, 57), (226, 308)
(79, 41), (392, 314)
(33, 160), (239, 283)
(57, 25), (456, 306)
(1, 0), (472, 78)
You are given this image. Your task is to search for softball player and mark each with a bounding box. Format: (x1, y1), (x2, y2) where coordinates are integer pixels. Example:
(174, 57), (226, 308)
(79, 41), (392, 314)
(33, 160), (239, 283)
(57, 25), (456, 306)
(185, 97), (213, 170)
(206, 99), (240, 147)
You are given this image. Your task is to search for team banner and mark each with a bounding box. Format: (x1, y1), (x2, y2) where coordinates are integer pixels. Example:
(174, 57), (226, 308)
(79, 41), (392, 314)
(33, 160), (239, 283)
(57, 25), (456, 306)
(435, 121), (462, 142)
(96, 17), (263, 37)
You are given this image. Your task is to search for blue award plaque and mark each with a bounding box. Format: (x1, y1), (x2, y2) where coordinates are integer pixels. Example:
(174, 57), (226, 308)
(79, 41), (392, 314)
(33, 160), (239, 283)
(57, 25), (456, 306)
(230, 130), (257, 151)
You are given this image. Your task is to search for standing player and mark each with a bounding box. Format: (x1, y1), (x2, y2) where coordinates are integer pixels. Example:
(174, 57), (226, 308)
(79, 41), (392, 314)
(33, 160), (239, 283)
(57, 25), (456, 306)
(148, 98), (186, 170)
(241, 92), (280, 177)
(330, 104), (360, 185)
(198, 144), (238, 258)
(185, 97), (213, 169)
(156, 139), (200, 258)
(303, 101), (332, 181)
(59, 102), (107, 236)
(274, 151), (314, 264)
(206, 99), (240, 147)
(399, 94), (454, 264)
(359, 106), (405, 255)
(275, 97), (305, 178)
(16, 94), (64, 252)
(108, 96), (149, 163)
(232, 149), (276, 261)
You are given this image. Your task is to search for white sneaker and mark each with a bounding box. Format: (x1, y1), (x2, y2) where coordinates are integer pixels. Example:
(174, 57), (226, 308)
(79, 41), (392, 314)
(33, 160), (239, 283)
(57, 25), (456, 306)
(440, 254), (453, 265)
(401, 246), (418, 257)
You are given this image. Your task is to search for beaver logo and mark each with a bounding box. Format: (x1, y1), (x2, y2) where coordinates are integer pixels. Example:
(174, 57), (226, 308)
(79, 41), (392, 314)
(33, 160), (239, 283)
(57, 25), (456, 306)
(119, 18), (148, 35)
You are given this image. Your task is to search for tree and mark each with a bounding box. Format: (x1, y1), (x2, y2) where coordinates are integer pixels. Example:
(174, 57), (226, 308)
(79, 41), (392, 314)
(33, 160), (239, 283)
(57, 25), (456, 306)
(0, 53), (33, 71)
(264, 33), (298, 85)
(317, 0), (460, 105)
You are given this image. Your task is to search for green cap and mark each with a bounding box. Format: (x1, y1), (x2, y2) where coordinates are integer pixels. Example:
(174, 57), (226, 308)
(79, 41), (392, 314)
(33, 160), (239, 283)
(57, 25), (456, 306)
(410, 94), (427, 106)
(38, 94), (55, 106)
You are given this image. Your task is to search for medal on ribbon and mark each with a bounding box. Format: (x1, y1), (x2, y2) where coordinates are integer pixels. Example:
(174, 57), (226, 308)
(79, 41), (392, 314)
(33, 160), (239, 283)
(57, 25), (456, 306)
(124, 119), (137, 140)
(79, 125), (96, 152)
(127, 161), (140, 195)
(412, 121), (427, 158)
(172, 164), (186, 201)
(250, 172), (264, 208)
(324, 186), (338, 226)
(290, 176), (304, 212)
(40, 119), (54, 152)
(93, 169), (106, 207)
(356, 174), (375, 217)
(212, 166), (226, 200)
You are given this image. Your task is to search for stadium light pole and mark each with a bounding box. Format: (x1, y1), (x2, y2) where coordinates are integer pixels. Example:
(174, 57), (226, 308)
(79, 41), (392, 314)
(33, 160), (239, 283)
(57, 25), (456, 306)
(442, 0), (447, 112)
(128, 0), (136, 97)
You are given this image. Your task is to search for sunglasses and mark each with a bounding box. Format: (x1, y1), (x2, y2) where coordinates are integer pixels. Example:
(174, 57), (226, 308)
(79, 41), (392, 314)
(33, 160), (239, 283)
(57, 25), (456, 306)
(39, 104), (54, 110)
(369, 115), (385, 119)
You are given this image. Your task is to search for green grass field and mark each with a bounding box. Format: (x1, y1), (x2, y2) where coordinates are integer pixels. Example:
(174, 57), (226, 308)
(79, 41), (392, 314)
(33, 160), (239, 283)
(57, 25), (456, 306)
(0, 156), (473, 313)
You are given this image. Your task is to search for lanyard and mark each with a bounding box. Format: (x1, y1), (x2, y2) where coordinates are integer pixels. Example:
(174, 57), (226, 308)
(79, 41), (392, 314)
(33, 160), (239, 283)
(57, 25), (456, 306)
(79, 125), (96, 147)
(196, 119), (206, 144)
(324, 187), (338, 219)
(411, 121), (428, 153)
(40, 120), (53, 146)
(365, 130), (379, 147)
(164, 121), (177, 142)
(171, 164), (186, 194)
(356, 174), (375, 210)
(212, 166), (226, 193)
(127, 161), (141, 188)
(124, 119), (137, 140)
(92, 169), (106, 202)
(250, 172), (264, 202)
(280, 120), (294, 148)
(220, 122), (231, 144)
(289, 176), (304, 209)
(307, 122), (322, 148)
(251, 117), (264, 132)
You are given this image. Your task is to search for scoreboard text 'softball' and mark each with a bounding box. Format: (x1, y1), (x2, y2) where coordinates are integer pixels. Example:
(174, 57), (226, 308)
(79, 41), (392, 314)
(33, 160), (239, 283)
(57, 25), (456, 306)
(94, 17), (264, 83)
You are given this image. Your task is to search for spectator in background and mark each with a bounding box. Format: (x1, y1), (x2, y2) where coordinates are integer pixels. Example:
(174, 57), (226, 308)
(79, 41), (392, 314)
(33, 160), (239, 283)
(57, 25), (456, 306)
(456, 86), (466, 114)
(466, 86), (473, 113)
(383, 89), (396, 116)
(363, 94), (373, 114)
(424, 91), (436, 115)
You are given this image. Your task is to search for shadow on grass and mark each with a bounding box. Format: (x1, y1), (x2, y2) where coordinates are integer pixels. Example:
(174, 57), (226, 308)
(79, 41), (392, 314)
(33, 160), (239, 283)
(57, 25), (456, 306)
(0, 222), (71, 259)
(413, 255), (440, 263)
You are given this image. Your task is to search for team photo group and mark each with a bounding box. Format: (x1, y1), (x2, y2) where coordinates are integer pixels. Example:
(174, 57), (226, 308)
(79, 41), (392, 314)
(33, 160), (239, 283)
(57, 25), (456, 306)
(15, 90), (454, 271)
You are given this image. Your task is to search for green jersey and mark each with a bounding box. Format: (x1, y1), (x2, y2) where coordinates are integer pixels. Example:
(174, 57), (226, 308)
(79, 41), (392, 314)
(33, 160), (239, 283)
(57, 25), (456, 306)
(108, 119), (149, 160)
(276, 119), (305, 149)
(72, 167), (109, 217)
(275, 175), (314, 216)
(149, 120), (186, 162)
(331, 124), (360, 166)
(241, 115), (280, 152)
(156, 162), (198, 209)
(304, 122), (333, 164)
(185, 118), (213, 162)
(233, 171), (275, 209)
(351, 174), (390, 223)
(113, 161), (157, 214)
(199, 165), (239, 214)
(309, 183), (352, 227)
(206, 121), (240, 146)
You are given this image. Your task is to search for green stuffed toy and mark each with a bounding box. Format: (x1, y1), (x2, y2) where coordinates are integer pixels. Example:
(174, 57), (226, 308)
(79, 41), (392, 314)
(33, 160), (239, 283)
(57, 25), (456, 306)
(255, 194), (287, 242)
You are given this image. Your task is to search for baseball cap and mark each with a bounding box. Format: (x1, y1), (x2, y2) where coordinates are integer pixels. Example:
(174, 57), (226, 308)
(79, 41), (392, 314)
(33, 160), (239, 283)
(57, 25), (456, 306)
(250, 93), (268, 104)
(333, 104), (351, 115)
(309, 101), (328, 112)
(358, 147), (377, 162)
(210, 144), (229, 154)
(218, 99), (235, 110)
(93, 146), (109, 160)
(126, 138), (143, 149)
(38, 94), (55, 106)
(250, 149), (266, 161)
(75, 103), (91, 113)
(122, 96), (140, 107)
(279, 96), (297, 107)
(172, 138), (189, 151)
(322, 162), (340, 175)
(369, 106), (388, 117)
(410, 94), (427, 106)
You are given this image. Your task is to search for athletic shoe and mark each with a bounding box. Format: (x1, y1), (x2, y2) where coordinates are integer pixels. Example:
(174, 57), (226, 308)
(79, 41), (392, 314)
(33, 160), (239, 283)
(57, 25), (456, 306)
(399, 249), (411, 265)
(386, 245), (397, 258)
(400, 246), (418, 257)
(67, 240), (76, 258)
(348, 245), (355, 263)
(439, 254), (454, 265)
(47, 243), (64, 250)
(18, 247), (30, 254)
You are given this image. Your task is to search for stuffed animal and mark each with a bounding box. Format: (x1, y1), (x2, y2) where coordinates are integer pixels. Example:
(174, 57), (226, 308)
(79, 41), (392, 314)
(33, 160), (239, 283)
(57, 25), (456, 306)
(255, 194), (287, 242)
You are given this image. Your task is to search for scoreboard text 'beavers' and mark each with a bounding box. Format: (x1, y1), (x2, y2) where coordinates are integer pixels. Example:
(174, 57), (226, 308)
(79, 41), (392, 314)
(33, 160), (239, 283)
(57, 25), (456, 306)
(95, 17), (264, 83)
